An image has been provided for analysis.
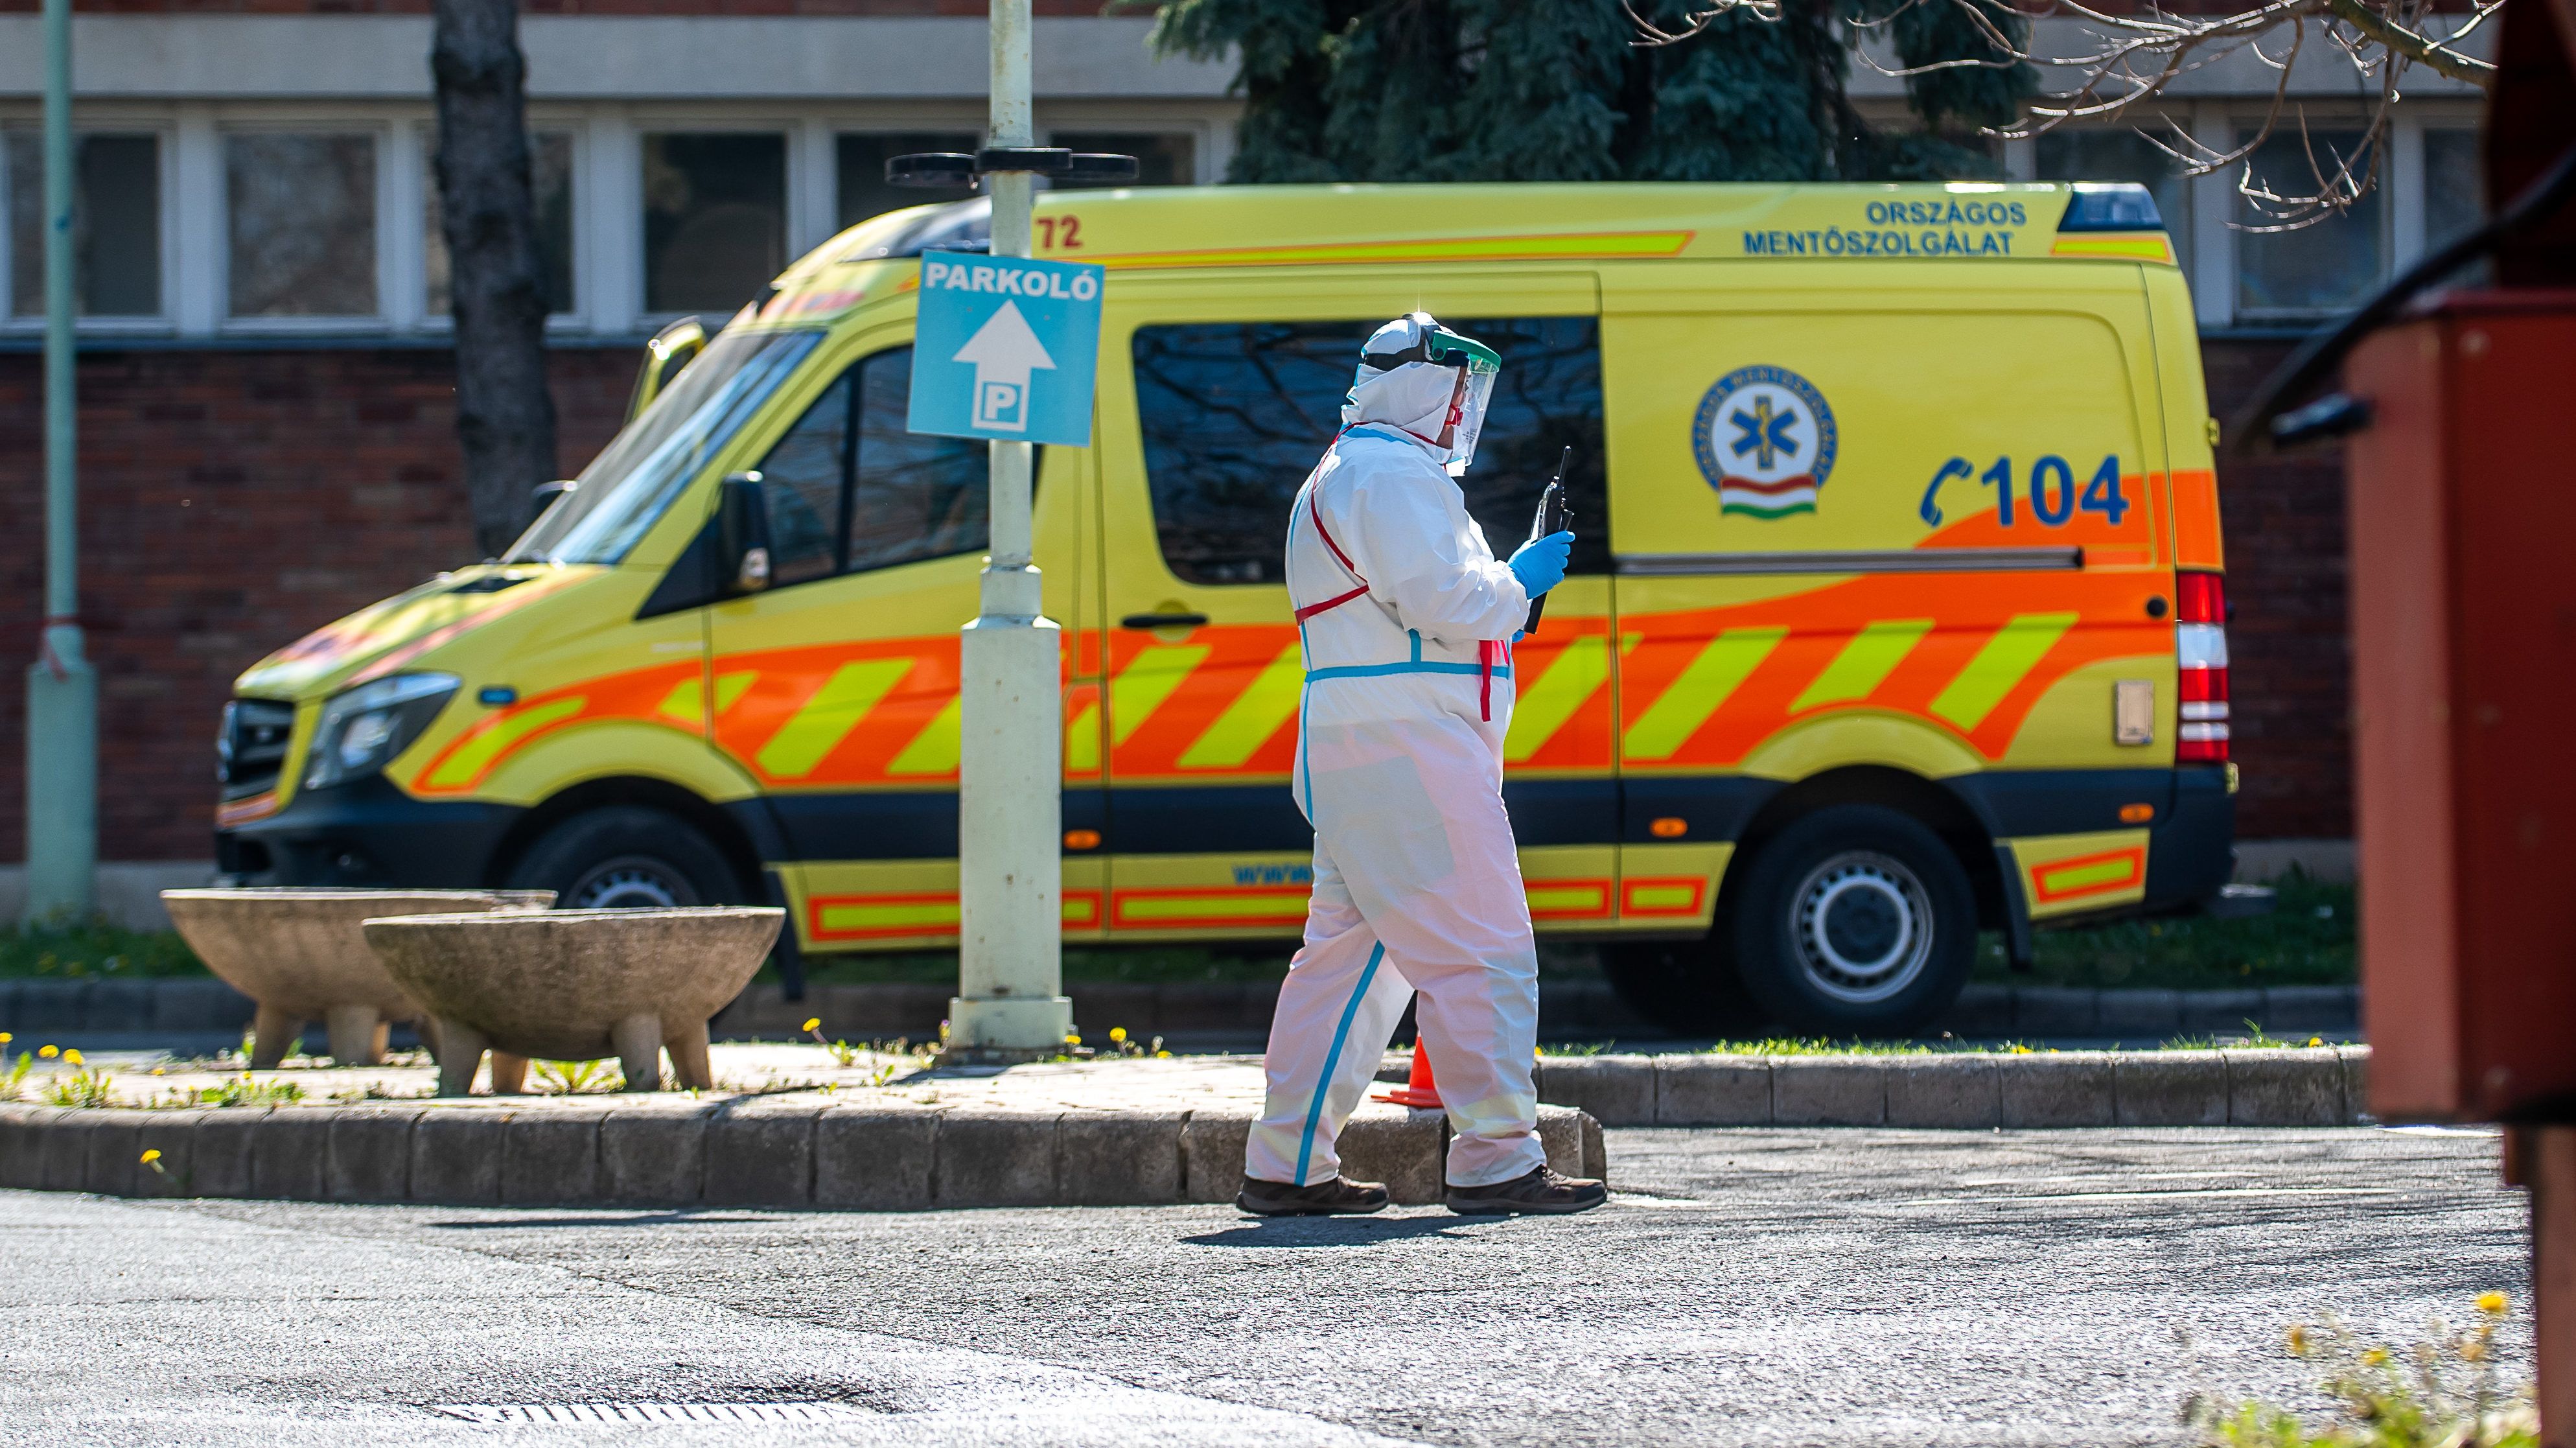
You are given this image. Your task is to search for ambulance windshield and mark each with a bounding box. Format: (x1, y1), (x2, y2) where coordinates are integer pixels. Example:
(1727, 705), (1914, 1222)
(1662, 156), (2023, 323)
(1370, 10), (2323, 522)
(507, 326), (825, 566)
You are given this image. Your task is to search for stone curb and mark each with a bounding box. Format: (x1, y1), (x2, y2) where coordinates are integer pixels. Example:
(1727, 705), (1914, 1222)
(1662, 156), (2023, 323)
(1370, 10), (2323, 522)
(0, 1101), (1601, 1211)
(1533, 1046), (2371, 1128)
(0, 978), (2361, 1040)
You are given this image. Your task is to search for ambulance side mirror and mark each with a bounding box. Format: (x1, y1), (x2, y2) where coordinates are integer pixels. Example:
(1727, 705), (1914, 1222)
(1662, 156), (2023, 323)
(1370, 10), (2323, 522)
(715, 473), (772, 598)
(528, 479), (575, 530)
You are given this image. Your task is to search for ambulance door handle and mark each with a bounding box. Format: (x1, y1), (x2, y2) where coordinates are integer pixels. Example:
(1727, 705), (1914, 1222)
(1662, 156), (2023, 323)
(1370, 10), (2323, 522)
(1120, 612), (1209, 631)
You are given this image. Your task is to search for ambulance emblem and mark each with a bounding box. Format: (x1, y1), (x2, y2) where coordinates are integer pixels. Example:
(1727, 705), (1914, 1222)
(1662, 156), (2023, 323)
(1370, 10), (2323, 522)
(1693, 365), (1838, 519)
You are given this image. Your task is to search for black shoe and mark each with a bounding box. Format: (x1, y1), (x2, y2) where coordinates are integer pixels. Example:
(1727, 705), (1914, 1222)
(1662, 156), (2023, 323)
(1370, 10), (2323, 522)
(1236, 1174), (1391, 1217)
(1445, 1166), (1608, 1215)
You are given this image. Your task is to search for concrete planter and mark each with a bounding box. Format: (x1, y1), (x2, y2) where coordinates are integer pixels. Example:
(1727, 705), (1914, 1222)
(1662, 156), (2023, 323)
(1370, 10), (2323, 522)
(362, 907), (783, 1095)
(161, 888), (553, 1067)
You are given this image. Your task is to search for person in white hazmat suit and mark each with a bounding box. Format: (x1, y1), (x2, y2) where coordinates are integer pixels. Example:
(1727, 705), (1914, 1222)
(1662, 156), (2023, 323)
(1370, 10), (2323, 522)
(1238, 313), (1609, 1217)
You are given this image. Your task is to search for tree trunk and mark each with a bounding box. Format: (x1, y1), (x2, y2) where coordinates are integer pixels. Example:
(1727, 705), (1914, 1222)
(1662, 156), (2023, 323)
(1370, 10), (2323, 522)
(431, 0), (558, 559)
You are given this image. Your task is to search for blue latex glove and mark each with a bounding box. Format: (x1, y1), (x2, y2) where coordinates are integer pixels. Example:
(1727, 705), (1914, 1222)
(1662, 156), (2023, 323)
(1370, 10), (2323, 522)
(1509, 530), (1575, 598)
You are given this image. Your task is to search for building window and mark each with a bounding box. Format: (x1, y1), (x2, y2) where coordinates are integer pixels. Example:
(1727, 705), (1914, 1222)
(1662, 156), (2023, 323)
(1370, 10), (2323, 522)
(2034, 126), (2192, 279)
(1050, 131), (1195, 190)
(642, 132), (785, 316)
(2234, 128), (2384, 318)
(837, 132), (979, 232)
(2422, 127), (2486, 253)
(424, 132), (577, 318)
(227, 133), (378, 318)
(6, 132), (162, 318)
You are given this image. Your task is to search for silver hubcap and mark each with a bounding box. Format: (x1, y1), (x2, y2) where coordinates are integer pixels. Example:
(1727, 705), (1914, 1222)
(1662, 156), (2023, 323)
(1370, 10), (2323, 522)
(568, 861), (693, 909)
(1790, 850), (1934, 1004)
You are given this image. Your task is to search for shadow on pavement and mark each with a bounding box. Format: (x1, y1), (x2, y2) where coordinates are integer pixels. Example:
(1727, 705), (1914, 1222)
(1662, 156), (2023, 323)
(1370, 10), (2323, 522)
(427, 1211), (789, 1230)
(1183, 1212), (1475, 1248)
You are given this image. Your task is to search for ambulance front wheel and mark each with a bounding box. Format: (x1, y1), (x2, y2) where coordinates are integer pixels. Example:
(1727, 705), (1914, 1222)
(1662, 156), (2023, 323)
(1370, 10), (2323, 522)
(1728, 805), (1975, 1036)
(504, 806), (742, 910)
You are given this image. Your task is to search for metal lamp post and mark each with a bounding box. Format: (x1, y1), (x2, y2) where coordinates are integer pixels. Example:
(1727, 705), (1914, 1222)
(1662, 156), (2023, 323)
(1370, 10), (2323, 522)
(887, 2), (1131, 1062)
(25, 0), (97, 926)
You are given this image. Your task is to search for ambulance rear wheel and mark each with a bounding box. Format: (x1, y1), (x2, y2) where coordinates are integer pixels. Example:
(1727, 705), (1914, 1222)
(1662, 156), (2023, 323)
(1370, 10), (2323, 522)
(505, 806), (741, 910)
(1728, 805), (1974, 1037)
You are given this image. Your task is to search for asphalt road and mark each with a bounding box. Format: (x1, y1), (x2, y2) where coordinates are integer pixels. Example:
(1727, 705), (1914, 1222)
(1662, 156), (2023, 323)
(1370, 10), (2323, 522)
(0, 1126), (2529, 1446)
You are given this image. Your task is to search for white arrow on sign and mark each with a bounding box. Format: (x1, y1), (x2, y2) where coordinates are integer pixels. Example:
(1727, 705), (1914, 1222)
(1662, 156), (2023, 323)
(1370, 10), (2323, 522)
(954, 299), (1056, 432)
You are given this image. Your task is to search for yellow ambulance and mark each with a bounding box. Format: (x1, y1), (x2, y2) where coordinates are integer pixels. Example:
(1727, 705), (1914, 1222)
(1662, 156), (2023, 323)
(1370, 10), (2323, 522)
(212, 181), (2234, 1034)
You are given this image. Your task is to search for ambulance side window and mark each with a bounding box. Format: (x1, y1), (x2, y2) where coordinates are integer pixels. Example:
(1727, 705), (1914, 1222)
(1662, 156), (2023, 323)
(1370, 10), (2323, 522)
(743, 345), (1005, 589)
(750, 373), (853, 587)
(851, 346), (993, 574)
(1131, 317), (1605, 586)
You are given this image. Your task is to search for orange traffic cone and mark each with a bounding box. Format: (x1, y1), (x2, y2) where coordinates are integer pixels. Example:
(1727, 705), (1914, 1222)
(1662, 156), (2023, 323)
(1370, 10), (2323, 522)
(1372, 1035), (1444, 1109)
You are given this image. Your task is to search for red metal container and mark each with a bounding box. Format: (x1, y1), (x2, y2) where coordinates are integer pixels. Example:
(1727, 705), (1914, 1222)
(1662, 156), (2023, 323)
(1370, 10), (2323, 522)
(2347, 290), (2576, 1124)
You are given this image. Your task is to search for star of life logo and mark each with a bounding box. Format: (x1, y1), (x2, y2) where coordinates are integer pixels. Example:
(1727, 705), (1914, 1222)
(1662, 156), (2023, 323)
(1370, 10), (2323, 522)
(1691, 365), (1839, 519)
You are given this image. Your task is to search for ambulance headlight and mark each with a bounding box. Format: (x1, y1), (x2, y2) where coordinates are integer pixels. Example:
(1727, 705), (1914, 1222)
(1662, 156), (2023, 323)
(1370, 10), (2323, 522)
(303, 673), (458, 790)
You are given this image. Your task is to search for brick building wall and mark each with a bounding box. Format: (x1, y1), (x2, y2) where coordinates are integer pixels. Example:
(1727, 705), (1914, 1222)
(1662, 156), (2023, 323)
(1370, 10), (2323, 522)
(0, 335), (2356, 863)
(0, 344), (633, 862)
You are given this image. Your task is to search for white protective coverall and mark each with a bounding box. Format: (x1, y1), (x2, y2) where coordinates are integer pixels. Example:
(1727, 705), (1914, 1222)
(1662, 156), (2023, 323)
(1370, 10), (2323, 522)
(1242, 335), (1546, 1190)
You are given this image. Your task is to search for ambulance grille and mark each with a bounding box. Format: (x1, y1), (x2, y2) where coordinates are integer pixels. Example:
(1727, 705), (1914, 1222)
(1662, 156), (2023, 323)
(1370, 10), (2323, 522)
(217, 698), (296, 799)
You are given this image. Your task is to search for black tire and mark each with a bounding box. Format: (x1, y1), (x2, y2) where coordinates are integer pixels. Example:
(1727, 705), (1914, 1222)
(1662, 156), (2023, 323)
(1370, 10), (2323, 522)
(504, 806), (743, 909)
(1728, 804), (1975, 1036)
(1601, 935), (1765, 1038)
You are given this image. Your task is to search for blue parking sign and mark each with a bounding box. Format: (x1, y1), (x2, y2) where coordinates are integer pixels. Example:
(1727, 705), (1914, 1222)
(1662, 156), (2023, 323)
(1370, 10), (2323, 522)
(907, 253), (1105, 447)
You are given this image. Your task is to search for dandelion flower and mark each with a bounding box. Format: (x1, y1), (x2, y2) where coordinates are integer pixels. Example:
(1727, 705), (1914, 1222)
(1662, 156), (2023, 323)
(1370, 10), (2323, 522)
(1109, 1027), (1127, 1044)
(0, 1032), (11, 1044)
(151, 1067), (166, 1076)
(1063, 1033), (1080, 1045)
(62, 1049), (82, 1066)
(2361, 1347), (2389, 1367)
(803, 1018), (822, 1033)
(2477, 1291), (2510, 1316)
(38, 1045), (58, 1059)
(1155, 1050), (1171, 1059)
(139, 1149), (161, 1164)
(2286, 1325), (2312, 1357)
(2307, 1036), (2324, 1048)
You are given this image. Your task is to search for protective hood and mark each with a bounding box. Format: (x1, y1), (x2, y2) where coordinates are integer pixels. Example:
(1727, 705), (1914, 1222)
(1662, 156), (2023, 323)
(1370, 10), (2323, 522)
(1340, 312), (1500, 474)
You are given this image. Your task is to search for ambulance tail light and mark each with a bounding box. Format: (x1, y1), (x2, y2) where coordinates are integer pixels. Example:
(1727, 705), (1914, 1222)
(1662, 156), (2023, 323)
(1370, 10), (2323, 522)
(2175, 570), (2229, 764)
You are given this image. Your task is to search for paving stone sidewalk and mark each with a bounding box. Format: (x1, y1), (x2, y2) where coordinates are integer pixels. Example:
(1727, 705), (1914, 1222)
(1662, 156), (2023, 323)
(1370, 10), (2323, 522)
(0, 1049), (1600, 1211)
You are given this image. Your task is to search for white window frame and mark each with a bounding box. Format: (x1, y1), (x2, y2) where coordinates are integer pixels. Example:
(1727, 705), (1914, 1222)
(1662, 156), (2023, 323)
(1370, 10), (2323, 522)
(628, 113), (804, 333)
(0, 111), (181, 335)
(828, 118), (987, 244)
(214, 116), (394, 334)
(412, 115), (594, 336)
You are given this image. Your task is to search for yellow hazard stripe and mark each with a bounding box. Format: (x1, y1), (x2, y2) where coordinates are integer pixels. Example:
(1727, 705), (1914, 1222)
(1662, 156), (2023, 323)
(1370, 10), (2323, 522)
(2039, 856), (2136, 893)
(1066, 701), (1103, 773)
(1115, 892), (1308, 922)
(1108, 645), (1210, 747)
(1792, 619), (1932, 713)
(712, 671), (755, 714)
(758, 659), (912, 778)
(425, 697), (585, 789)
(1098, 231), (1693, 271)
(1623, 627), (1787, 762)
(1526, 882), (1608, 913)
(817, 898), (960, 933)
(654, 679), (701, 725)
(2051, 233), (2172, 263)
(1931, 613), (2080, 731)
(1178, 643), (1303, 769)
(887, 694), (964, 776)
(1504, 636), (1610, 764)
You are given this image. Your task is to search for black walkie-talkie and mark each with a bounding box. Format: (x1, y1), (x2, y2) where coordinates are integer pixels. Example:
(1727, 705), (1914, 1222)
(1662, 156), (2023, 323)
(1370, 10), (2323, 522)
(1522, 446), (1574, 635)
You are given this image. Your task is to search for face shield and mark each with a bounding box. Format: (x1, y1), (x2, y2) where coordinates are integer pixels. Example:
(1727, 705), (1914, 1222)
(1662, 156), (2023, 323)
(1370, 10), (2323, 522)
(1354, 313), (1502, 473)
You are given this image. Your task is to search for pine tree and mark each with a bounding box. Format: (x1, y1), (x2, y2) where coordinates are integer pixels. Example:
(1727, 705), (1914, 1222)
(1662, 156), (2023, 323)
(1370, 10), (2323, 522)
(1148, 0), (2035, 185)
